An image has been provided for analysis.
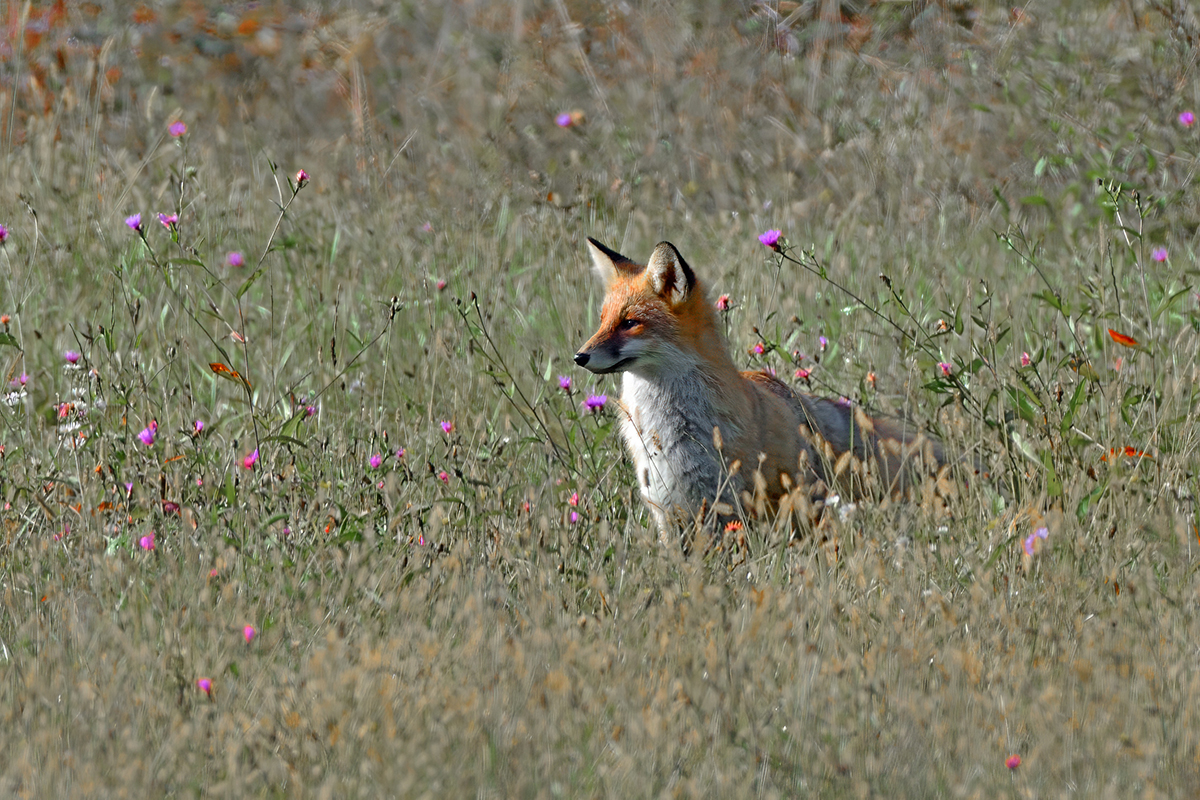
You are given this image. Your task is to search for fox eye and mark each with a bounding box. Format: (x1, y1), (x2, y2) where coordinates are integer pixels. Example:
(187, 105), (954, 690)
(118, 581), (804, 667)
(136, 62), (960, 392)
(620, 318), (641, 330)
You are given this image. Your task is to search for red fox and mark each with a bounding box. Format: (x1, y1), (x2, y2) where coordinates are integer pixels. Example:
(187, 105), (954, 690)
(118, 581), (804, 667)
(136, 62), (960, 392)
(574, 237), (954, 536)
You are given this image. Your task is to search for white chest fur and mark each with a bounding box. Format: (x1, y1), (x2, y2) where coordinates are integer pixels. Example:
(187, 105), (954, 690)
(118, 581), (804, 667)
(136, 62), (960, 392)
(619, 372), (737, 529)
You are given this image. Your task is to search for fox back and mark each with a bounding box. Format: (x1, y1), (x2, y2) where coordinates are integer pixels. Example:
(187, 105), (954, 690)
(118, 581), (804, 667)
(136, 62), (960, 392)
(574, 237), (953, 536)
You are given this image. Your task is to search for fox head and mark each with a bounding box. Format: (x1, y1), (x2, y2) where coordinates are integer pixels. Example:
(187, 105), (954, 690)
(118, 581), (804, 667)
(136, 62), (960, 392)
(574, 238), (722, 377)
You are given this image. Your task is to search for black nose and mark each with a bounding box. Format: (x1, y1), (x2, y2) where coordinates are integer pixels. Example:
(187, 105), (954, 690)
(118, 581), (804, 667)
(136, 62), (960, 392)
(573, 352), (590, 367)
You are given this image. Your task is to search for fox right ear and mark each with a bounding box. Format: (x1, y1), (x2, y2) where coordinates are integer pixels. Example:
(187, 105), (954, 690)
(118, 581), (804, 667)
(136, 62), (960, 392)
(586, 237), (640, 285)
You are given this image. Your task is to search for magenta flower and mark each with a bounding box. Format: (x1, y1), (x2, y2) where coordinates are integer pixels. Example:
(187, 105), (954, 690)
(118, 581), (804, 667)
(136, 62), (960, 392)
(440, 420), (453, 434)
(1179, 111), (1195, 127)
(751, 342), (765, 355)
(438, 470), (449, 484)
(715, 294), (730, 311)
(208, 568), (218, 578)
(583, 394), (607, 413)
(795, 367), (810, 380)
(226, 251), (244, 267)
(243, 448), (259, 469)
(436, 279), (447, 291)
(243, 625), (256, 643)
(125, 213), (143, 233)
(818, 335), (828, 351)
(569, 510), (579, 524)
(64, 350), (80, 364)
(555, 112), (572, 128)
(157, 212), (178, 228)
(295, 168), (309, 188)
(421, 222), (433, 233)
(395, 447), (405, 459)
(1023, 526), (1049, 557)
(568, 491), (579, 507)
(196, 677), (212, 696)
(139, 533), (155, 550)
(10, 372), (28, 388)
(758, 229), (781, 249)
(1005, 754), (1021, 770)
(558, 375), (572, 391)
(305, 405), (316, 417)
(194, 419), (204, 434)
(125, 482), (133, 495)
(1151, 247), (1168, 262)
(369, 453), (382, 469)
(1020, 351), (1031, 367)
(169, 120), (187, 137)
(162, 501), (180, 515)
(0, 223), (8, 244)
(938, 362), (953, 377)
(137, 420), (158, 447)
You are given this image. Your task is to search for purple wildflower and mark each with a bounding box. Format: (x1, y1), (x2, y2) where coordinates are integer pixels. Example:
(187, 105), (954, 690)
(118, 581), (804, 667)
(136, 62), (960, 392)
(137, 420), (158, 447)
(196, 677), (212, 696)
(125, 213), (143, 233)
(64, 350), (80, 364)
(139, 533), (155, 550)
(716, 294), (730, 311)
(583, 394), (607, 413)
(558, 375), (572, 391)
(1179, 111), (1195, 127)
(369, 453), (382, 469)
(938, 362), (953, 377)
(1151, 247), (1167, 262)
(1020, 352), (1031, 367)
(243, 625), (256, 643)
(758, 229), (782, 249)
(440, 420), (453, 434)
(555, 112), (572, 128)
(0, 223), (7, 244)
(169, 120), (187, 137)
(226, 251), (245, 268)
(194, 419), (204, 434)
(157, 213), (178, 228)
(243, 448), (259, 469)
(1023, 526), (1049, 556)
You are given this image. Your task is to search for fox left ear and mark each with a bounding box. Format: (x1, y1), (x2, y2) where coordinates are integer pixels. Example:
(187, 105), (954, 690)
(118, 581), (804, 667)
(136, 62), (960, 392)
(646, 242), (696, 305)
(586, 237), (641, 286)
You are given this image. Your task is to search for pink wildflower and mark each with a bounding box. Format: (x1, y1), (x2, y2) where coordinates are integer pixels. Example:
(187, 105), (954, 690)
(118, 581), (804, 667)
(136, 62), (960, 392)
(758, 229), (781, 249)
(818, 335), (828, 351)
(243, 448), (259, 469)
(1005, 754), (1021, 769)
(938, 362), (952, 377)
(157, 213), (178, 228)
(1023, 526), (1049, 557)
(226, 251), (244, 268)
(438, 470), (449, 484)
(583, 394), (607, 413)
(751, 342), (765, 355)
(555, 112), (572, 127)
(194, 419), (204, 434)
(369, 453), (382, 469)
(558, 375), (572, 391)
(295, 168), (309, 188)
(1151, 247), (1167, 262)
(1020, 352), (1031, 367)
(196, 678), (212, 697)
(395, 447), (405, 459)
(139, 533), (155, 550)
(243, 625), (256, 643)
(716, 294), (730, 311)
(138, 420), (158, 447)
(568, 491), (579, 507)
(169, 120), (187, 137)
(795, 367), (810, 380)
(440, 420), (453, 434)
(0, 224), (7, 244)
(125, 213), (143, 233)
(1179, 111), (1195, 127)
(436, 279), (447, 291)
(64, 350), (80, 364)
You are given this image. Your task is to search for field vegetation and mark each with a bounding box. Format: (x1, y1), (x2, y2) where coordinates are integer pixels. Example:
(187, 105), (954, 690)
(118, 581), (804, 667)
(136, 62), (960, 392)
(1, 0), (1199, 796)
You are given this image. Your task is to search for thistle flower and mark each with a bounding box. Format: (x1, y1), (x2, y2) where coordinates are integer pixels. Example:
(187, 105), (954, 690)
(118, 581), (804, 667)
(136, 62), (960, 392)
(243, 625), (256, 643)
(1020, 351), (1031, 367)
(139, 533), (155, 550)
(715, 294), (730, 311)
(938, 362), (952, 377)
(569, 510), (579, 523)
(440, 420), (453, 434)
(1151, 247), (1168, 262)
(758, 229), (781, 249)
(568, 491), (579, 507)
(795, 367), (810, 380)
(818, 335), (828, 351)
(157, 213), (178, 228)
(369, 453), (382, 469)
(243, 448), (259, 469)
(436, 279), (447, 291)
(1023, 526), (1049, 557)
(555, 112), (572, 128)
(438, 470), (449, 484)
(1005, 754), (1021, 770)
(138, 420), (158, 446)
(194, 420), (204, 434)
(64, 350), (80, 364)
(295, 168), (309, 188)
(125, 213), (143, 233)
(226, 251), (244, 268)
(1179, 111), (1195, 127)
(0, 223), (8, 244)
(169, 120), (187, 137)
(751, 342), (765, 355)
(583, 394), (607, 413)
(558, 375), (572, 391)
(196, 677), (212, 697)
(395, 447), (405, 459)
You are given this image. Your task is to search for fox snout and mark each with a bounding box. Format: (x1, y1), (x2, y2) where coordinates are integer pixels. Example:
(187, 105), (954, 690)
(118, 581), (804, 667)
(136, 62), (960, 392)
(573, 351), (594, 370)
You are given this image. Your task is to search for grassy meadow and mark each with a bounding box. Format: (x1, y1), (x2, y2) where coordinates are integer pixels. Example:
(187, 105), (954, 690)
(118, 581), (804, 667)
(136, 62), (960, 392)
(2, 0), (1200, 795)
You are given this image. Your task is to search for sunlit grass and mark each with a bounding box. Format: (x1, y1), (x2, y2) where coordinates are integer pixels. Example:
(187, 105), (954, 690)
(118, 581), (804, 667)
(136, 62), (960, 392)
(1, 1), (1199, 796)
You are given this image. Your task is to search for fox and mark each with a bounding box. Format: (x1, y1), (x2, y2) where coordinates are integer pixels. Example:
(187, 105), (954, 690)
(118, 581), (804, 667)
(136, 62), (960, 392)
(573, 237), (955, 537)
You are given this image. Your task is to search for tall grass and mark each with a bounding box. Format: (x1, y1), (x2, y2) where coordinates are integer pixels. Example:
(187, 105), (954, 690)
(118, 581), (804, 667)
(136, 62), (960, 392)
(1, 1), (1198, 796)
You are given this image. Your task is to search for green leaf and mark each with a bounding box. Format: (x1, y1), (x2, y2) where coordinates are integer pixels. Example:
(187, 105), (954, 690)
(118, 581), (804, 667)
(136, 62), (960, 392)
(1020, 194), (1049, 206)
(262, 434), (308, 449)
(0, 332), (20, 349)
(1060, 382), (1086, 435)
(235, 263), (269, 299)
(1076, 482), (1107, 522)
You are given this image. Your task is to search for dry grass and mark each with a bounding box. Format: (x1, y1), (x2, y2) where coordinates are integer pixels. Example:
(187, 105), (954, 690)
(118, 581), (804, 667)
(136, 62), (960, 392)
(1, 1), (1199, 796)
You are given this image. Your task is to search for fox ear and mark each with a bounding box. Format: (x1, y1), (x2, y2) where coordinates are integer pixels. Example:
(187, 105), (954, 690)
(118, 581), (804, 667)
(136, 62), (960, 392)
(645, 242), (696, 305)
(586, 237), (640, 286)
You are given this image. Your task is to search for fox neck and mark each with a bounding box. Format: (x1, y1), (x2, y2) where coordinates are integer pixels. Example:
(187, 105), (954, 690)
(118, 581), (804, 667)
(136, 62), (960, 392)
(621, 322), (748, 425)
